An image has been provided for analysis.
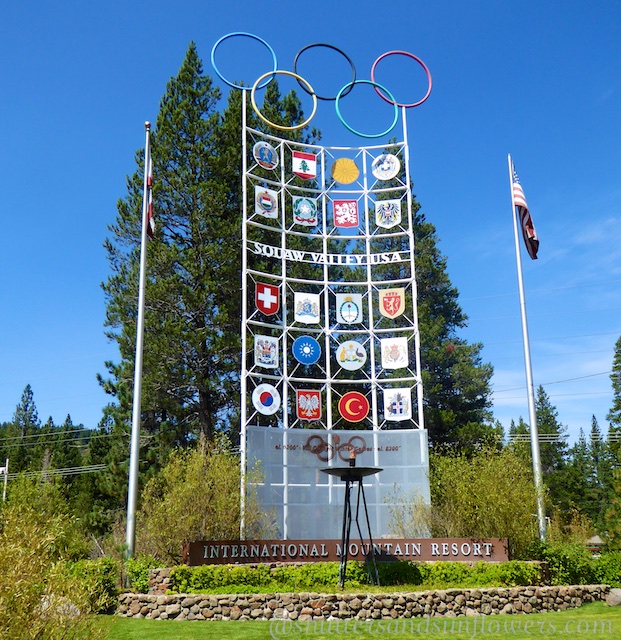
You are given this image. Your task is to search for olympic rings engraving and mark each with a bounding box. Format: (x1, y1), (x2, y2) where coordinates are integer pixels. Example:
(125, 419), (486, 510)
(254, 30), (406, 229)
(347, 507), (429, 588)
(210, 33), (432, 138)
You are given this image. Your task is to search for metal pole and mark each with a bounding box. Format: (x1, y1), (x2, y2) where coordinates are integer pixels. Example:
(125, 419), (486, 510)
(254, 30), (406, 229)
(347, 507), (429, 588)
(125, 122), (152, 558)
(507, 153), (546, 541)
(2, 459), (8, 502)
(239, 91), (249, 538)
(402, 105), (425, 430)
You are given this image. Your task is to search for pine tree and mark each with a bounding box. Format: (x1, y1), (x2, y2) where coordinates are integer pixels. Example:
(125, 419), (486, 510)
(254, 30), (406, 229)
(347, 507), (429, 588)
(559, 428), (591, 515)
(607, 336), (621, 457)
(5, 385), (41, 471)
(587, 415), (615, 530)
(100, 45), (311, 463)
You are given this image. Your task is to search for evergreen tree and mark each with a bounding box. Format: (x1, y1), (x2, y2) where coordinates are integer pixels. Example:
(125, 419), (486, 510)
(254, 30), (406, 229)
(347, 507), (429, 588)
(559, 428), (591, 516)
(507, 387), (569, 511)
(587, 415), (615, 531)
(5, 384), (41, 471)
(369, 157), (494, 449)
(414, 210), (495, 449)
(607, 336), (621, 456)
(99, 44), (312, 496)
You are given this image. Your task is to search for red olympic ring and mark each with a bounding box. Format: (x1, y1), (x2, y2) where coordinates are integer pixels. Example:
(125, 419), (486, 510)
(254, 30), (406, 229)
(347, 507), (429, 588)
(370, 50), (433, 109)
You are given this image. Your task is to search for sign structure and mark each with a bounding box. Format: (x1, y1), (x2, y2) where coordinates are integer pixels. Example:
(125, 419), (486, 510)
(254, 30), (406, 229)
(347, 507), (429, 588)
(239, 136), (428, 538)
(220, 36), (430, 540)
(240, 132), (426, 539)
(184, 538), (510, 566)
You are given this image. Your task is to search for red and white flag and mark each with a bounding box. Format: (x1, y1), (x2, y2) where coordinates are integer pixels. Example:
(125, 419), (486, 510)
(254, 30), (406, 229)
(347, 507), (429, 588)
(255, 282), (280, 316)
(296, 390), (321, 421)
(511, 163), (538, 260)
(146, 156), (155, 238)
(292, 151), (317, 180)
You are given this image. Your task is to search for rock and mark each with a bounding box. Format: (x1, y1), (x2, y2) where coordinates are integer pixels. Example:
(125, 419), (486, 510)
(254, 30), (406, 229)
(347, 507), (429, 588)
(606, 589), (621, 606)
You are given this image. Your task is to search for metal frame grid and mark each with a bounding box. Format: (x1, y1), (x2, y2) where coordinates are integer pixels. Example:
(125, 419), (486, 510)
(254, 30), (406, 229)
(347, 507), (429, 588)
(238, 99), (427, 538)
(240, 109), (423, 435)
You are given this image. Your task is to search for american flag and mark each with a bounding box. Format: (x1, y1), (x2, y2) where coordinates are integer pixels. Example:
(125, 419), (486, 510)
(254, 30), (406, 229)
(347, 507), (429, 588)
(512, 166), (539, 260)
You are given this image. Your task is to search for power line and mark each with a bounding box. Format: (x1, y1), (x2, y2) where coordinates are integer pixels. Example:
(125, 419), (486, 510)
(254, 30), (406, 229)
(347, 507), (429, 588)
(6, 463), (107, 479)
(0, 427), (97, 442)
(0, 431), (122, 448)
(462, 278), (621, 302)
(494, 371), (612, 395)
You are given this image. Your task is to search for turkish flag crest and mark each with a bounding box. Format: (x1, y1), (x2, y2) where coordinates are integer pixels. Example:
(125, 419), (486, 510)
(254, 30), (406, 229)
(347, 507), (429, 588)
(255, 283), (280, 316)
(379, 288), (405, 319)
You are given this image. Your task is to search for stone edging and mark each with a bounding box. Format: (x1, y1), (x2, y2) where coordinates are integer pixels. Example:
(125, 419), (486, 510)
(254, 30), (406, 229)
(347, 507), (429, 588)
(118, 584), (609, 621)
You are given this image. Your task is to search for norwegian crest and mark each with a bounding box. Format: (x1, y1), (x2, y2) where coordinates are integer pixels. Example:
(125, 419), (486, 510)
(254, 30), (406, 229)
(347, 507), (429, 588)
(379, 288), (406, 319)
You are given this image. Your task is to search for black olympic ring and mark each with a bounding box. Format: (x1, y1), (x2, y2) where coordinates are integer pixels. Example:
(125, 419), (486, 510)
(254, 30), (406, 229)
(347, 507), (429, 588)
(293, 43), (357, 101)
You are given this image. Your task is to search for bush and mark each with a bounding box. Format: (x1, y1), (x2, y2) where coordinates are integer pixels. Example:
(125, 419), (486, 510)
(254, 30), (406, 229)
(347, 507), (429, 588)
(67, 557), (120, 613)
(125, 554), (159, 593)
(0, 478), (103, 639)
(136, 439), (275, 565)
(418, 448), (539, 560)
(594, 552), (621, 588)
(168, 559), (542, 593)
(531, 541), (596, 585)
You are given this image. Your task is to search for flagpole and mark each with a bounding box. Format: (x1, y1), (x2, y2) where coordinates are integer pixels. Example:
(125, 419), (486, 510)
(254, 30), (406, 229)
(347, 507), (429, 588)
(126, 122), (152, 558)
(508, 153), (546, 541)
(2, 459), (8, 502)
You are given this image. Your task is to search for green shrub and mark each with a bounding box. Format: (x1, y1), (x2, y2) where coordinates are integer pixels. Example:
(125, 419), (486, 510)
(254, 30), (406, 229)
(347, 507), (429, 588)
(67, 557), (120, 613)
(532, 541), (596, 585)
(403, 448), (539, 560)
(136, 441), (275, 566)
(594, 552), (621, 588)
(168, 559), (542, 593)
(0, 478), (103, 639)
(125, 554), (159, 593)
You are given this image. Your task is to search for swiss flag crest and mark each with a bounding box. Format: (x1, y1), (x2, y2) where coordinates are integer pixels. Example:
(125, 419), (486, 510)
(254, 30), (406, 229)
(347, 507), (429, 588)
(255, 283), (280, 316)
(296, 390), (321, 421)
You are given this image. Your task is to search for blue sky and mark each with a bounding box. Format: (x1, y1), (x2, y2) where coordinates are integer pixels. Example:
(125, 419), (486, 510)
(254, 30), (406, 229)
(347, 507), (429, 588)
(1, 1), (620, 444)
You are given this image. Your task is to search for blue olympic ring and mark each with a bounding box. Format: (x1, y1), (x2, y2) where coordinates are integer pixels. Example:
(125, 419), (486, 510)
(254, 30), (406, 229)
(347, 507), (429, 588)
(211, 32), (277, 91)
(335, 80), (399, 139)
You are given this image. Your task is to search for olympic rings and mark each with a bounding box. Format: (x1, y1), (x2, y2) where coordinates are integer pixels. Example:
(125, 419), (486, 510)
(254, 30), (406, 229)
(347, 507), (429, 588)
(335, 80), (399, 139)
(251, 70), (318, 132)
(293, 43), (356, 101)
(211, 32), (278, 91)
(370, 50), (432, 108)
(211, 34), (432, 137)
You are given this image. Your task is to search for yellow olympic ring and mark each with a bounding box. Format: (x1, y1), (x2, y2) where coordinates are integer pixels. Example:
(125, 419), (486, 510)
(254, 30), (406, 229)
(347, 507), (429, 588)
(251, 70), (318, 132)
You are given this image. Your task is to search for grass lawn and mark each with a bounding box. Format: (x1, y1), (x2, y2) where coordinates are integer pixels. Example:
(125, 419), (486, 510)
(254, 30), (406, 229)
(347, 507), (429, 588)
(97, 602), (621, 639)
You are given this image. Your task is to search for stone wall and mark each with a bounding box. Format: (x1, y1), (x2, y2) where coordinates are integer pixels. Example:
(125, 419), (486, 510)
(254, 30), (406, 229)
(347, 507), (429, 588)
(118, 585), (609, 621)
